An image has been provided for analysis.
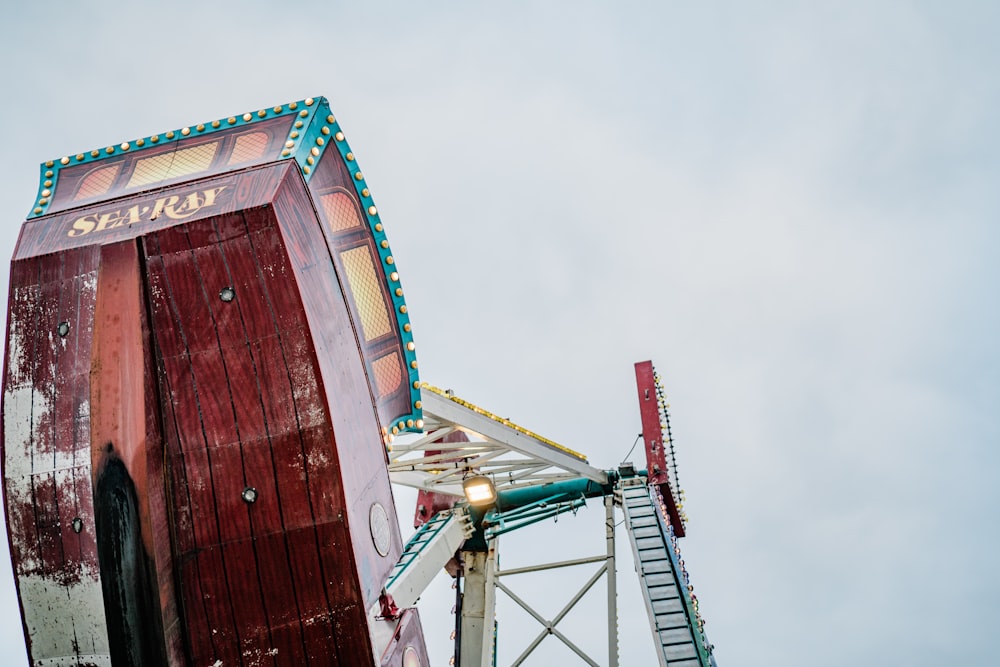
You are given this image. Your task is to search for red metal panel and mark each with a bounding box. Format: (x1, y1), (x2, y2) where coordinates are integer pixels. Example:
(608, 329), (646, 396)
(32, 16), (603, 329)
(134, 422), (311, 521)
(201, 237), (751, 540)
(634, 360), (685, 537)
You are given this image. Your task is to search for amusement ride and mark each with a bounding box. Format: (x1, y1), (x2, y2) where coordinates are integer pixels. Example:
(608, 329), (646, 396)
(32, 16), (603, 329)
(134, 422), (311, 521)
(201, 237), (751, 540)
(2, 97), (717, 666)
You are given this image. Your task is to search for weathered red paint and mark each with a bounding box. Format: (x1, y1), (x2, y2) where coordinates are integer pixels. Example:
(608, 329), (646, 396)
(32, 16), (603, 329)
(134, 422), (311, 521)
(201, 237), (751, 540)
(4, 160), (428, 665)
(634, 360), (685, 537)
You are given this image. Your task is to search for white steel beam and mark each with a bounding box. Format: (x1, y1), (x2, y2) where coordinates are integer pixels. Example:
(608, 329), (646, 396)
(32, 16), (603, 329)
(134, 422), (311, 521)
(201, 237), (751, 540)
(420, 388), (606, 483)
(459, 542), (499, 667)
(388, 387), (608, 497)
(385, 509), (473, 611)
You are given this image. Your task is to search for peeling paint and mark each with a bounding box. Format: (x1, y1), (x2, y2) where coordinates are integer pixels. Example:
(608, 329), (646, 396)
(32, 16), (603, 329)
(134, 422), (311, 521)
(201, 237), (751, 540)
(33, 655), (111, 667)
(19, 565), (110, 663)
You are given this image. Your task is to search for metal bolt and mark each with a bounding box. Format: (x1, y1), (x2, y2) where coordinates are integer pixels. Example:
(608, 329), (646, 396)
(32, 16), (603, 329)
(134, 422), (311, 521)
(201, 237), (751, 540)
(219, 287), (236, 303)
(241, 486), (258, 504)
(57, 321), (70, 337)
(71, 517), (83, 533)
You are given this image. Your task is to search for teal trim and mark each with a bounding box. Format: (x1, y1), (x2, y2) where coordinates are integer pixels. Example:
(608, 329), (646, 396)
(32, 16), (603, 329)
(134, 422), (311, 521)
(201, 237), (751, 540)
(29, 96), (422, 433)
(495, 476), (616, 512)
(462, 474), (619, 545)
(385, 511), (453, 591)
(29, 103), (302, 220)
(292, 97), (422, 433)
(484, 498), (587, 539)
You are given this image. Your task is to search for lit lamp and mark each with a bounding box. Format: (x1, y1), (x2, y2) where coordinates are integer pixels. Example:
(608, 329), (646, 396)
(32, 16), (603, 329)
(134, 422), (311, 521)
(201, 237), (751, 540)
(462, 475), (497, 507)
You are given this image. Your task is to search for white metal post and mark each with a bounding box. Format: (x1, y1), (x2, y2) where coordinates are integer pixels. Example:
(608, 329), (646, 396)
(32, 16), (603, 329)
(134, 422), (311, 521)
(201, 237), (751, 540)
(459, 540), (498, 667)
(606, 495), (619, 667)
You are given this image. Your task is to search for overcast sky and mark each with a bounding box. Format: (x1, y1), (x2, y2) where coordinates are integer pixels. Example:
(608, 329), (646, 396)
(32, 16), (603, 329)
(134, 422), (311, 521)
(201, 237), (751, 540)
(1, 2), (998, 665)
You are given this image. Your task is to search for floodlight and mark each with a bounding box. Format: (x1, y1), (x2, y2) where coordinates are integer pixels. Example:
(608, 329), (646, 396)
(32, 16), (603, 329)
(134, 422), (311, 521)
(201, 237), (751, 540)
(462, 475), (497, 507)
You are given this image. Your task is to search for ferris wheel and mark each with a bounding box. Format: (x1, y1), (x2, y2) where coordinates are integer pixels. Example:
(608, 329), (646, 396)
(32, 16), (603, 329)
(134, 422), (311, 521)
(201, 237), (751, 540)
(2, 96), (716, 666)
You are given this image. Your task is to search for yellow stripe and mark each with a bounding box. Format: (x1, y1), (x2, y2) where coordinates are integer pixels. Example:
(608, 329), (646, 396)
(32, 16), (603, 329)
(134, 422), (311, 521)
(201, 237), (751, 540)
(419, 383), (588, 462)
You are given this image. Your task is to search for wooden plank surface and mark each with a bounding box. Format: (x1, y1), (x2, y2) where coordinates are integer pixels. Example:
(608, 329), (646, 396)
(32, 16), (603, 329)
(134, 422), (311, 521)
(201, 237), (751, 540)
(3, 246), (111, 664)
(4, 160), (427, 665)
(141, 199), (360, 664)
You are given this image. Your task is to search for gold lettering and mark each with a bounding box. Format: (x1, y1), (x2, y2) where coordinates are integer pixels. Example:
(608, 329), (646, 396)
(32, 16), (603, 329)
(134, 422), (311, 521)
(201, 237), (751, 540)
(201, 186), (227, 207)
(94, 211), (123, 232)
(170, 192), (204, 219)
(149, 196), (177, 221)
(66, 185), (227, 237)
(124, 205), (143, 225)
(68, 215), (97, 237)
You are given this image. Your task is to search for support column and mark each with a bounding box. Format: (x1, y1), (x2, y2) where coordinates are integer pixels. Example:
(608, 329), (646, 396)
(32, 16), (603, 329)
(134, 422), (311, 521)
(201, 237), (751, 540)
(459, 540), (498, 667)
(606, 495), (619, 667)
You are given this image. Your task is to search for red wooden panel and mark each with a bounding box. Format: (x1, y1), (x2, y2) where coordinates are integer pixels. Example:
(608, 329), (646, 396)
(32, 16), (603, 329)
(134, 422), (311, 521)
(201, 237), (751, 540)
(239, 437), (282, 536)
(250, 336), (299, 434)
(180, 214), (225, 253)
(242, 203), (276, 236)
(53, 251), (92, 477)
(250, 532), (309, 665)
(298, 423), (340, 522)
(283, 332), (328, 433)
(220, 538), (275, 666)
(155, 367), (197, 557)
(72, 459), (98, 563)
(140, 250), (186, 370)
(190, 350), (240, 449)
(189, 228), (245, 353)
(187, 547), (240, 666)
(220, 345), (267, 440)
(32, 266), (60, 473)
(53, 467), (81, 569)
(172, 449), (219, 551)
(158, 369), (219, 548)
(3, 257), (42, 572)
(284, 525), (341, 665)
(217, 230), (277, 345)
(173, 557), (212, 663)
(272, 174), (404, 611)
(245, 223), (309, 335)
(157, 248), (217, 357)
(141, 202), (369, 663)
(206, 442), (250, 544)
(634, 360), (685, 537)
(312, 518), (356, 604)
(268, 430), (313, 531)
(56, 245), (100, 577)
(30, 471), (64, 573)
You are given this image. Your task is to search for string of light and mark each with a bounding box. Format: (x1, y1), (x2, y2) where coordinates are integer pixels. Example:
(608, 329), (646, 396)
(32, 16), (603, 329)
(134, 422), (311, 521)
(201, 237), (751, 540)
(653, 371), (687, 525)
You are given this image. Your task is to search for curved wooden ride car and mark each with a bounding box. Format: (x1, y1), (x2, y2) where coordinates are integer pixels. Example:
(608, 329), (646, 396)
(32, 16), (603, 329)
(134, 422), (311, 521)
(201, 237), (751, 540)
(3, 98), (427, 666)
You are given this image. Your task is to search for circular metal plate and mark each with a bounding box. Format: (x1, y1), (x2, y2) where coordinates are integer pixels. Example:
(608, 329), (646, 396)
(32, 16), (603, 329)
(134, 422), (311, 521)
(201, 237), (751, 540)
(403, 646), (421, 667)
(369, 502), (391, 557)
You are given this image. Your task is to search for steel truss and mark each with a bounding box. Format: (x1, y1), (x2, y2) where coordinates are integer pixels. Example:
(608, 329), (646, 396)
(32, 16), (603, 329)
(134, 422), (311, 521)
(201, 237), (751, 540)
(490, 495), (620, 667)
(388, 386), (607, 498)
